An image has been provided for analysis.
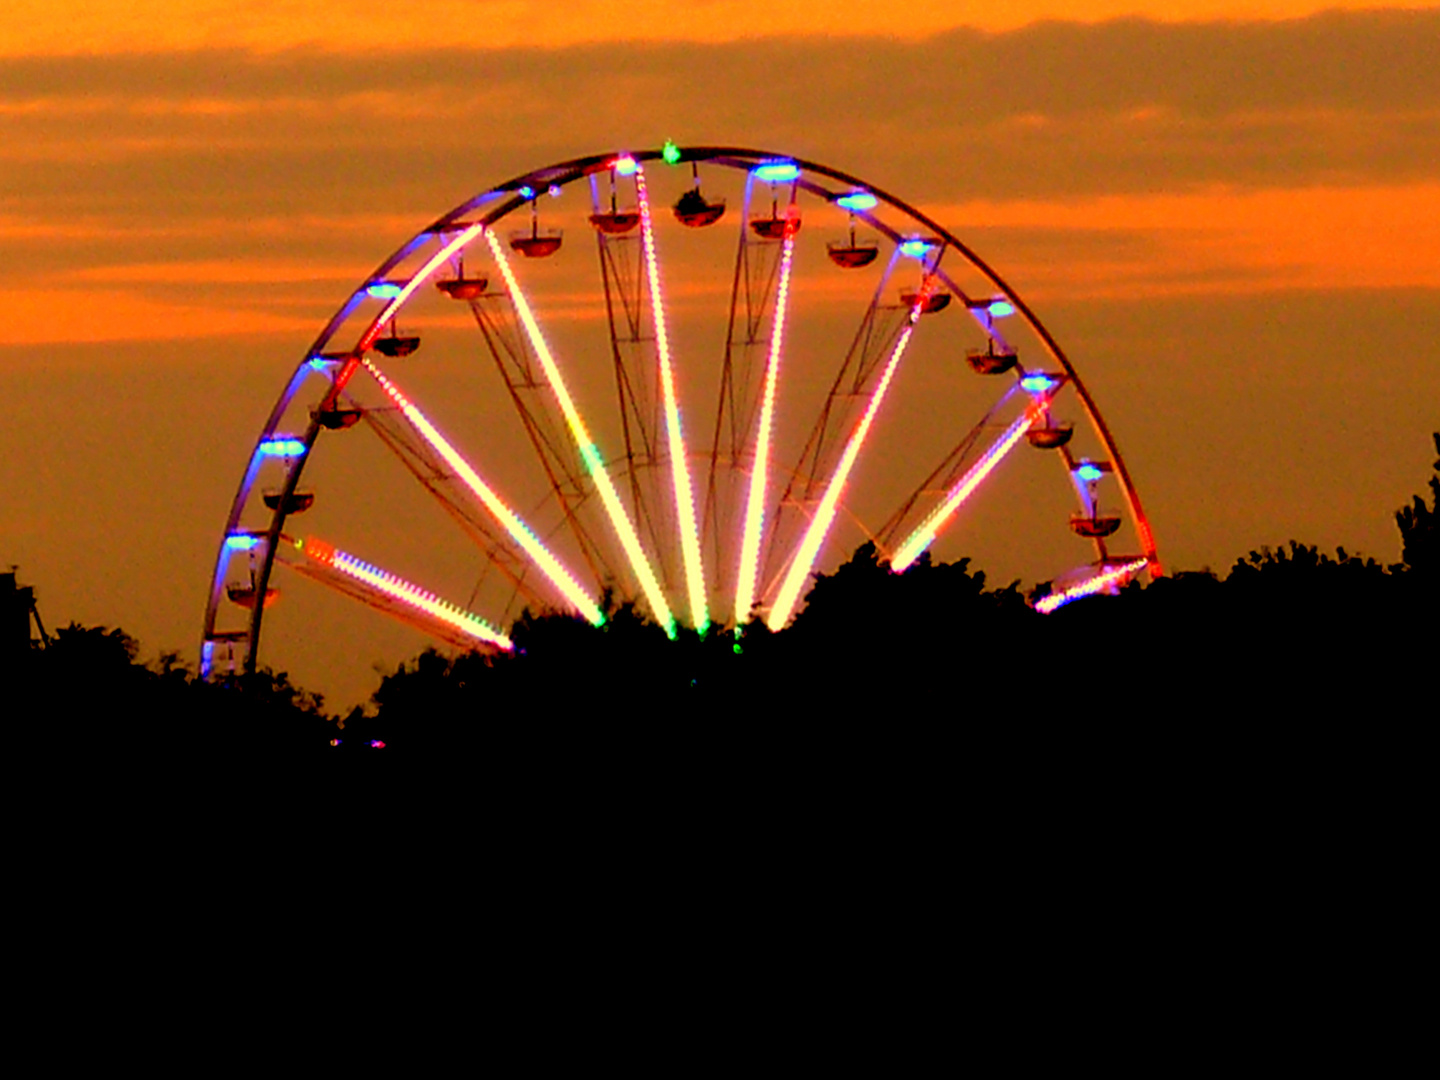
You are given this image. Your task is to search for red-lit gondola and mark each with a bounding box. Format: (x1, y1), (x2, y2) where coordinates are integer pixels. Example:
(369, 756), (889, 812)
(589, 209), (640, 235)
(1070, 513), (1122, 539)
(313, 406), (363, 430)
(436, 252), (487, 298)
(673, 165), (726, 227)
(827, 242), (879, 268)
(901, 290), (952, 315)
(227, 583), (279, 610)
(373, 328), (420, 357)
(510, 197), (563, 257)
(966, 341), (1018, 373)
(1027, 421), (1074, 449)
(510, 229), (563, 258)
(437, 275), (488, 299)
(262, 490), (316, 514)
(673, 188), (725, 227)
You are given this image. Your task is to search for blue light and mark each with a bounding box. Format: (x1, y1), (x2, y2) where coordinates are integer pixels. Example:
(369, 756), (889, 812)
(1075, 463), (1105, 483)
(517, 185), (535, 199)
(899, 239), (934, 259)
(752, 161), (800, 184)
(614, 156), (639, 176)
(1020, 373), (1057, 394)
(258, 438), (307, 458)
(836, 191), (878, 212)
(225, 534), (261, 551)
(366, 282), (402, 300)
(988, 300), (1016, 318)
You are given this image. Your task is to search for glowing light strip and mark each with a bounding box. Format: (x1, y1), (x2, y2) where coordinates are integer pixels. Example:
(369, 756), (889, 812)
(734, 224), (797, 626)
(362, 223), (486, 349)
(891, 403), (1043, 573)
(766, 320), (919, 631)
(1034, 558), (1149, 614)
(257, 438), (307, 457)
(360, 357), (604, 627)
(635, 166), (708, 634)
(484, 228), (675, 637)
(302, 536), (513, 649)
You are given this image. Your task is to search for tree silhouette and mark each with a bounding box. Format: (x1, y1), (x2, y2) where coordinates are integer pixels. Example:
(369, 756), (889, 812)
(1396, 431), (1439, 580)
(14, 430), (1436, 757)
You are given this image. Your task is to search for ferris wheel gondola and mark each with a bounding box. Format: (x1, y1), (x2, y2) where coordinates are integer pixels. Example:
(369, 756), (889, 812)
(201, 146), (1161, 681)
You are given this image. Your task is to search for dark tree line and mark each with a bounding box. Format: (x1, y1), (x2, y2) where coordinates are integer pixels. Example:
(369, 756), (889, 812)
(363, 431), (1436, 750)
(9, 432), (1435, 755)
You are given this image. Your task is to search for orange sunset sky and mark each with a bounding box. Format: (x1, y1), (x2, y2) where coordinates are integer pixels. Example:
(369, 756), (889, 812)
(3, 2), (1437, 704)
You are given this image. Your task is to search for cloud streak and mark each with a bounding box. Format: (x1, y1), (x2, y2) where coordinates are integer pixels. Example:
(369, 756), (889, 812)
(1, 11), (1435, 341)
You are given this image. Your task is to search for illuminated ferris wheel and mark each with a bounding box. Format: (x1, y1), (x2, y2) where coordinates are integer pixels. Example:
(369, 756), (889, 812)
(201, 145), (1160, 678)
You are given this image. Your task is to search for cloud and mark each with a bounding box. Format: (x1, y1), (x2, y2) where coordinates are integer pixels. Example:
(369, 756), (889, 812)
(1, 12), (1435, 205)
(8, 1), (1435, 55)
(1, 11), (1435, 342)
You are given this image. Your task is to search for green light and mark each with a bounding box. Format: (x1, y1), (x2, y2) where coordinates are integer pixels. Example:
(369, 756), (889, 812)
(662, 141), (682, 166)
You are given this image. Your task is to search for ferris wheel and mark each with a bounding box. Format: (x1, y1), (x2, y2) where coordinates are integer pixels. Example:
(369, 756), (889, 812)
(201, 145), (1160, 679)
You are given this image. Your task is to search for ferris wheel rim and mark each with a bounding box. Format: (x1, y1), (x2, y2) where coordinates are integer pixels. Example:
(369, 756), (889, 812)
(201, 145), (1161, 680)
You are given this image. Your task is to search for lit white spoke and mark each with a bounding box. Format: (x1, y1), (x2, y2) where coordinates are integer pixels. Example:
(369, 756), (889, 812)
(635, 164), (709, 634)
(361, 357), (604, 626)
(766, 306), (921, 632)
(485, 227), (677, 637)
(1035, 558), (1150, 613)
(292, 535), (514, 650)
(734, 223), (797, 626)
(890, 400), (1044, 572)
(363, 223), (486, 349)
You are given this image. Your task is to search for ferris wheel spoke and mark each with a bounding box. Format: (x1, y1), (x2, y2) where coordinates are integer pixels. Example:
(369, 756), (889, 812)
(276, 534), (514, 651)
(758, 244), (905, 600)
(634, 163), (709, 634)
(890, 397), (1048, 573)
(360, 356), (605, 626)
(1035, 558), (1151, 614)
(876, 388), (1019, 552)
(485, 227), (677, 637)
(704, 169), (791, 574)
(777, 246), (906, 511)
(359, 402), (549, 611)
(462, 293), (615, 586)
(766, 292), (928, 631)
(733, 221), (798, 626)
(588, 171), (670, 572)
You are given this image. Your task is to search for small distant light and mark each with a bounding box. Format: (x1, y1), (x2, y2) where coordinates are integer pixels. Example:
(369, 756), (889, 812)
(614, 156), (639, 176)
(547, 184), (562, 198)
(225, 534), (260, 551)
(329, 738), (341, 747)
(836, 191), (878, 212)
(988, 300), (1016, 318)
(370, 740), (386, 749)
(662, 140), (682, 166)
(258, 438), (307, 457)
(1020, 373), (1057, 394)
(752, 161), (800, 184)
(899, 239), (934, 259)
(365, 282), (403, 300)
(1075, 463), (1105, 482)
(306, 356), (333, 371)
(517, 185), (535, 199)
